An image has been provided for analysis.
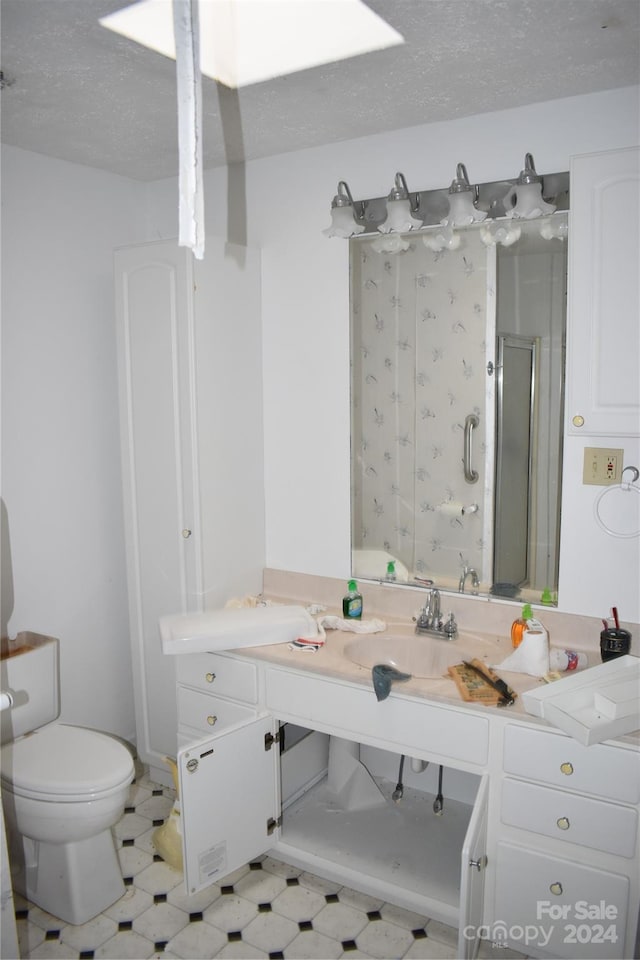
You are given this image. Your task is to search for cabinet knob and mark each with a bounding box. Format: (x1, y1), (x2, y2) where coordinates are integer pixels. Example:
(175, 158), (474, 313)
(550, 882), (563, 896)
(572, 415), (584, 428)
(207, 715), (217, 726)
(182, 528), (192, 539)
(560, 762), (574, 776)
(556, 817), (570, 831)
(205, 672), (216, 683)
(469, 855), (487, 872)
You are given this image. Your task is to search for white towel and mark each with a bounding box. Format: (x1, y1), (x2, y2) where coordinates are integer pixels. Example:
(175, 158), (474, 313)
(160, 605), (319, 655)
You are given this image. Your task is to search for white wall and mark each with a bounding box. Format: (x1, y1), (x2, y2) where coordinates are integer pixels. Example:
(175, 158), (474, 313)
(2, 87), (638, 744)
(211, 86), (637, 622)
(1, 147), (145, 741)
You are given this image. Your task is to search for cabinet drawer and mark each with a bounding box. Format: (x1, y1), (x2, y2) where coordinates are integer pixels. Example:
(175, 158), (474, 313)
(177, 687), (256, 735)
(265, 669), (489, 766)
(503, 724), (640, 803)
(501, 777), (637, 858)
(495, 842), (629, 959)
(176, 653), (258, 702)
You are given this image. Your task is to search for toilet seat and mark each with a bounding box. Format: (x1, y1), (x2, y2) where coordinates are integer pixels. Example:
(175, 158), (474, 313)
(0, 722), (134, 802)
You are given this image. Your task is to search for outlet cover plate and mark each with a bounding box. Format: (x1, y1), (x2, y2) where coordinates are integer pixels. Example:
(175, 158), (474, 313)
(583, 447), (624, 485)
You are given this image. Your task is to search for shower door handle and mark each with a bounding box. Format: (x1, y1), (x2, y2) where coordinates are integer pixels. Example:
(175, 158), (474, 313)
(463, 414), (479, 484)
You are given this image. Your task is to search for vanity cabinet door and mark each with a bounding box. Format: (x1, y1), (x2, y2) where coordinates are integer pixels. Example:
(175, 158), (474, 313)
(494, 842), (629, 959)
(567, 146), (640, 436)
(178, 714), (280, 896)
(458, 775), (489, 960)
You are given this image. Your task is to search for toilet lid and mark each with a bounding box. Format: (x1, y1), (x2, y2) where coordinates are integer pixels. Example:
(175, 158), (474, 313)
(0, 723), (135, 802)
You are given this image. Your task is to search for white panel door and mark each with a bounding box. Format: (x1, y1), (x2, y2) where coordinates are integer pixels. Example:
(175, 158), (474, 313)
(178, 714), (279, 895)
(458, 775), (489, 959)
(115, 242), (201, 766)
(567, 146), (640, 436)
(115, 237), (265, 771)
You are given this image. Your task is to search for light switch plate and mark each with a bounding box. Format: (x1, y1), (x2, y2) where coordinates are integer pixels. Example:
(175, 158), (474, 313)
(583, 447), (624, 485)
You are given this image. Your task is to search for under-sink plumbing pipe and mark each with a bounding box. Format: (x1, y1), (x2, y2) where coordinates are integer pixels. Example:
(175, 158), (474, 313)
(411, 757), (429, 773)
(433, 765), (444, 815)
(392, 755), (405, 802)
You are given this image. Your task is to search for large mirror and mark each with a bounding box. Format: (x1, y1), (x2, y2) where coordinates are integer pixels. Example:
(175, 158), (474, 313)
(350, 213), (568, 605)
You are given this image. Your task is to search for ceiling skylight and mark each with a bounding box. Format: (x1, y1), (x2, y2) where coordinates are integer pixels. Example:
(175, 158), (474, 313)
(100, 0), (404, 89)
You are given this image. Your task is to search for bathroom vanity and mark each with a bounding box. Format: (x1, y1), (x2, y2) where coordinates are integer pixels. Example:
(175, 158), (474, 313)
(174, 632), (640, 960)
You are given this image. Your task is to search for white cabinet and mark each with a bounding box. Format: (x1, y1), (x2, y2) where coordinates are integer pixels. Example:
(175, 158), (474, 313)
(176, 652), (258, 748)
(175, 656), (640, 960)
(114, 238), (265, 774)
(567, 146), (640, 436)
(493, 723), (640, 959)
(177, 657), (490, 959)
(495, 843), (629, 960)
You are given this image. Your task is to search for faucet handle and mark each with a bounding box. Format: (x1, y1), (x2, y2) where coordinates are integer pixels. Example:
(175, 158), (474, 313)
(443, 612), (458, 639)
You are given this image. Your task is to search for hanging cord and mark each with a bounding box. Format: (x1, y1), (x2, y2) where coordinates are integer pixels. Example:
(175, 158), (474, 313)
(392, 754), (405, 802)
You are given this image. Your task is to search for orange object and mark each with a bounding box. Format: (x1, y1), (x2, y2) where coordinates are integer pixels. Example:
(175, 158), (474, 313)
(511, 603), (533, 648)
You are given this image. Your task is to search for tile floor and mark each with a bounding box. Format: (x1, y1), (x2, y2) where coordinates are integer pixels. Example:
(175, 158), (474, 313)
(11, 768), (526, 960)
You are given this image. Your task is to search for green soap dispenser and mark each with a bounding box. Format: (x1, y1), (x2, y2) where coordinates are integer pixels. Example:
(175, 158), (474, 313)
(343, 580), (363, 619)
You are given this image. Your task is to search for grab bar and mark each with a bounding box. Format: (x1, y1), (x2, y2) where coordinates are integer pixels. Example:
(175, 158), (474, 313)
(463, 414), (479, 484)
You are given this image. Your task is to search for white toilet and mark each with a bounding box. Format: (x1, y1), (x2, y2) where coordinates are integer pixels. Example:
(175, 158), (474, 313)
(0, 632), (135, 925)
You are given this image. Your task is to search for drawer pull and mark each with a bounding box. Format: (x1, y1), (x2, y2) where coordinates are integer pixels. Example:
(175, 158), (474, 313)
(205, 672), (216, 683)
(560, 762), (574, 776)
(556, 816), (570, 831)
(469, 855), (487, 872)
(550, 882), (563, 896)
(207, 715), (218, 726)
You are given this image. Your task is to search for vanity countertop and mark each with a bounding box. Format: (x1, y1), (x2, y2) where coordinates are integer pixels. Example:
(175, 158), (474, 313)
(226, 614), (563, 721)
(215, 603), (640, 746)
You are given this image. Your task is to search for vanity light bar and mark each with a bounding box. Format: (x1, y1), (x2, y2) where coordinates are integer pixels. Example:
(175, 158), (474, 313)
(335, 170), (569, 237)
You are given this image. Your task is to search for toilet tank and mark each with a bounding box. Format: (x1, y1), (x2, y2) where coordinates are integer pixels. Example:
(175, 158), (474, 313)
(0, 633), (60, 745)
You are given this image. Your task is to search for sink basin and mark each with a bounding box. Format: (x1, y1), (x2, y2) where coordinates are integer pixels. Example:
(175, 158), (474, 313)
(344, 633), (483, 679)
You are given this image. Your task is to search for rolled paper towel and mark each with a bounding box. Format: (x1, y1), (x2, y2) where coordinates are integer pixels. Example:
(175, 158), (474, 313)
(494, 620), (549, 677)
(438, 502), (478, 518)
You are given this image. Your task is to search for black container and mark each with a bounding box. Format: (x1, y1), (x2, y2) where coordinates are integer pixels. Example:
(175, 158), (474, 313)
(600, 628), (631, 662)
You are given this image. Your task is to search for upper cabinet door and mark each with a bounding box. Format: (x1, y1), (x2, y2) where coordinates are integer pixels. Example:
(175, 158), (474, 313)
(114, 237), (265, 772)
(567, 147), (640, 436)
(115, 242), (198, 767)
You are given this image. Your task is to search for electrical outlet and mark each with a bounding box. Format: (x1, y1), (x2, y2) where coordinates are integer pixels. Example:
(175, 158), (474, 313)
(583, 447), (624, 485)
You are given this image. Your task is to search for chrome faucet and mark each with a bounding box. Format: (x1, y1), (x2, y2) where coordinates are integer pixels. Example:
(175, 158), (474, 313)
(429, 588), (441, 625)
(415, 589), (457, 639)
(458, 566), (479, 595)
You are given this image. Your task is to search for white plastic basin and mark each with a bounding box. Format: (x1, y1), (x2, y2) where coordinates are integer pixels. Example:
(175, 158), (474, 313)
(343, 632), (485, 679)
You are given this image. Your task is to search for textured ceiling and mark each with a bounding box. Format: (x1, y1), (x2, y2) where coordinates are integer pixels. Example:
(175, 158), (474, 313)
(1, 0), (638, 182)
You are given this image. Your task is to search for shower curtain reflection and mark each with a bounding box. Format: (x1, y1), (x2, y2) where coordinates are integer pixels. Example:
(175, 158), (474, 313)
(350, 215), (567, 602)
